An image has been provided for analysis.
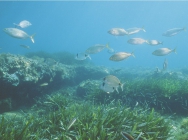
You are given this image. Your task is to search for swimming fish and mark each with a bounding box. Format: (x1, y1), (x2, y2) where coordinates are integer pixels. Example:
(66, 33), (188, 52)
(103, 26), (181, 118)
(146, 40), (163, 46)
(109, 52), (135, 62)
(75, 53), (91, 60)
(126, 27), (146, 35)
(13, 20), (32, 28)
(155, 67), (161, 73)
(40, 83), (48, 86)
(100, 82), (115, 94)
(3, 28), (35, 43)
(162, 27), (186, 37)
(85, 44), (109, 54)
(20, 45), (30, 49)
(152, 48), (176, 56)
(127, 38), (146, 45)
(163, 58), (168, 71)
(103, 75), (124, 93)
(108, 28), (128, 36)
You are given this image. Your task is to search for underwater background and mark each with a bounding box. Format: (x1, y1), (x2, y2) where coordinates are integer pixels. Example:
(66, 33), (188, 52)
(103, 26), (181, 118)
(1, 1), (188, 140)
(1, 1), (188, 69)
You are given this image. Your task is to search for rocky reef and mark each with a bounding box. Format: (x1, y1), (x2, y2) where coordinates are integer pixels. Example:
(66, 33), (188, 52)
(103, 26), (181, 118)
(0, 53), (108, 111)
(1, 51), (188, 139)
(0, 53), (74, 110)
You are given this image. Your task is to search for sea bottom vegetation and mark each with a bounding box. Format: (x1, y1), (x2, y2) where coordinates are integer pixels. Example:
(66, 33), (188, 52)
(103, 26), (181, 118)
(82, 76), (188, 115)
(0, 92), (172, 140)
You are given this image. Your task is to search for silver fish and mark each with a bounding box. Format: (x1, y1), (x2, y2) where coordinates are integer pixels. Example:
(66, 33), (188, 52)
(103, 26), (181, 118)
(103, 75), (124, 92)
(14, 20), (32, 28)
(152, 48), (176, 56)
(75, 53), (91, 60)
(100, 82), (115, 94)
(126, 27), (146, 35)
(40, 83), (48, 86)
(127, 38), (146, 45)
(108, 28), (128, 36)
(146, 40), (163, 46)
(155, 67), (161, 73)
(109, 52), (135, 62)
(20, 45), (30, 49)
(3, 28), (35, 43)
(163, 58), (168, 71)
(162, 27), (186, 37)
(85, 44), (108, 54)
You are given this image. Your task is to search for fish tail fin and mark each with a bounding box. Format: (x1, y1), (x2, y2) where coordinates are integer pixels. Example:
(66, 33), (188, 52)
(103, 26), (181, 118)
(30, 34), (35, 43)
(183, 27), (186, 31)
(142, 26), (146, 32)
(173, 47), (177, 54)
(131, 52), (135, 58)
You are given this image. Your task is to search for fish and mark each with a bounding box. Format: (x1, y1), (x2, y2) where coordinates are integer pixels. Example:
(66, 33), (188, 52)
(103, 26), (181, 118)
(100, 82), (115, 94)
(145, 40), (163, 46)
(162, 27), (186, 37)
(40, 83), (48, 86)
(152, 47), (176, 56)
(3, 28), (35, 43)
(103, 75), (124, 92)
(85, 44), (109, 54)
(109, 52), (135, 62)
(20, 45), (30, 49)
(163, 58), (168, 71)
(13, 20), (32, 28)
(75, 53), (91, 60)
(108, 28), (128, 36)
(155, 67), (161, 73)
(127, 38), (146, 45)
(126, 27), (146, 35)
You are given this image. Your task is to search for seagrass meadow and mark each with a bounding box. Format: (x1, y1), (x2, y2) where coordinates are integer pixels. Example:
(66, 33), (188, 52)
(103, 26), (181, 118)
(0, 52), (188, 139)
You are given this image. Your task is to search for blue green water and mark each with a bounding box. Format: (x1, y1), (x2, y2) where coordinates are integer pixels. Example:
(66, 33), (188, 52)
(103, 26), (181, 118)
(1, 1), (188, 69)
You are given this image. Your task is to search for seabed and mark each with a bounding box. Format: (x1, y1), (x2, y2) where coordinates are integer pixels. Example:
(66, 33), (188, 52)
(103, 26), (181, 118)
(0, 51), (188, 140)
